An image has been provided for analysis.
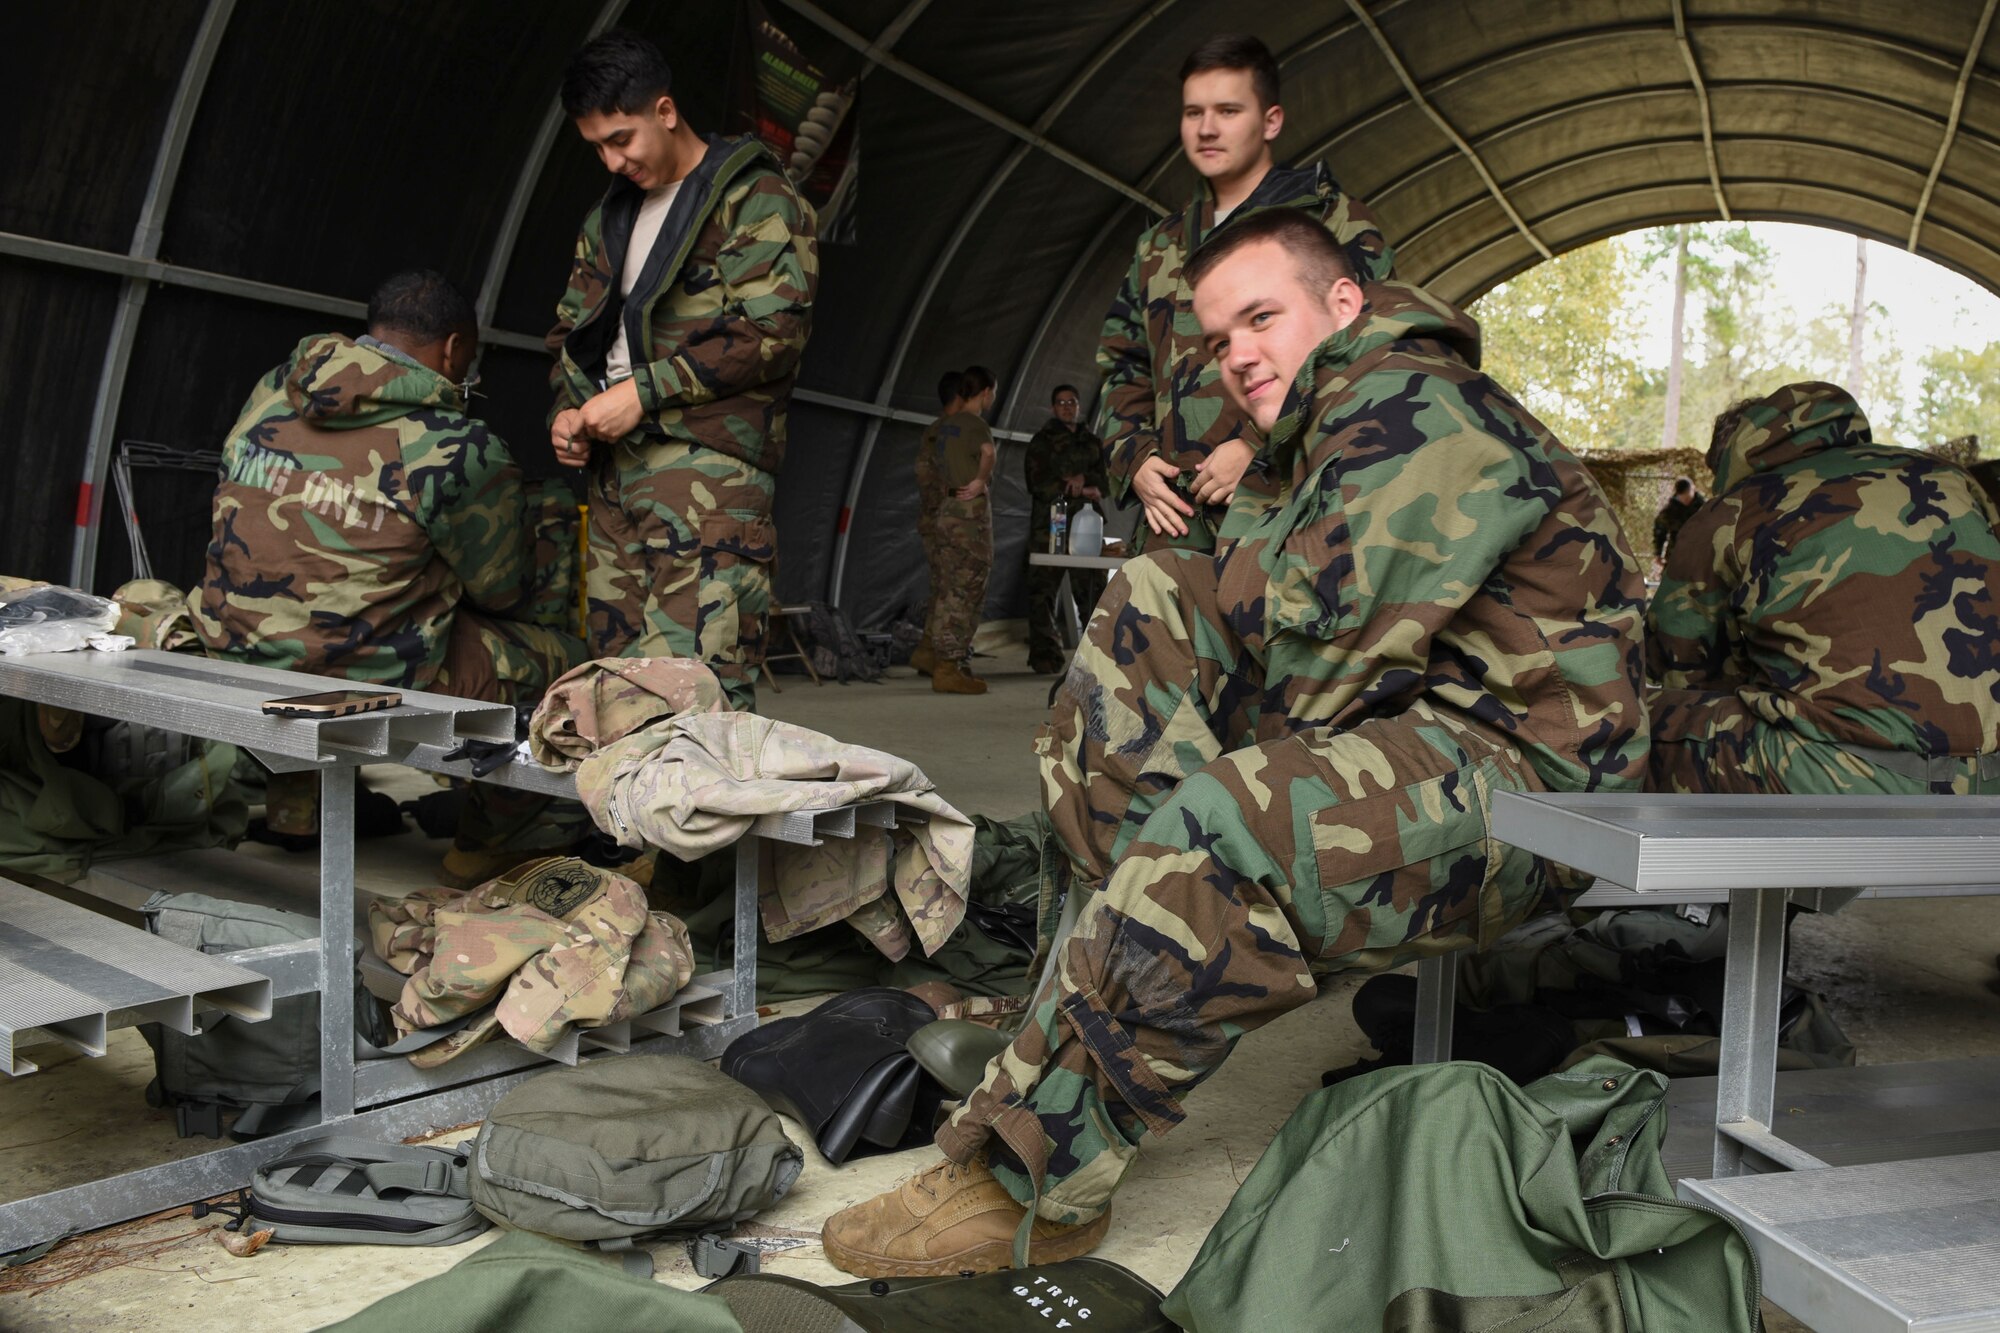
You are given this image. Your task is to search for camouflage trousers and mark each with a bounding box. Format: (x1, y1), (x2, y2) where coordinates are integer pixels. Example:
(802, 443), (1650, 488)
(926, 495), (991, 662)
(1649, 687), (2000, 796)
(915, 447), (942, 613)
(587, 441), (776, 712)
(1024, 521), (1104, 667)
(935, 550), (1564, 1223)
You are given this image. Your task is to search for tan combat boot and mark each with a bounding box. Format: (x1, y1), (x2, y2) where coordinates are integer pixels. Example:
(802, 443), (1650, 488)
(437, 847), (545, 891)
(932, 659), (988, 695)
(909, 634), (937, 676)
(821, 1154), (1109, 1278)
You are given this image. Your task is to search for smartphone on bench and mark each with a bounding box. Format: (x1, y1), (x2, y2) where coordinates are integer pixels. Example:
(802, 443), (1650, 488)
(260, 688), (402, 718)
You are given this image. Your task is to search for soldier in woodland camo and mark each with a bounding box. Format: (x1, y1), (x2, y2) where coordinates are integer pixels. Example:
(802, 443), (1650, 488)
(1648, 381), (2000, 795)
(1096, 34), (1393, 553)
(548, 30), (817, 712)
(824, 207), (1648, 1278)
(190, 271), (585, 874)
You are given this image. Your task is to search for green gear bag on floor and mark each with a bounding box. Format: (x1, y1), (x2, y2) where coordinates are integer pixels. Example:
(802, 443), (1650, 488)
(1162, 1057), (1759, 1332)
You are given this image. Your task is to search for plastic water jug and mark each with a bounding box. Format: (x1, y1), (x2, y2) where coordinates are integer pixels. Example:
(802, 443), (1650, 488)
(1070, 506), (1105, 557)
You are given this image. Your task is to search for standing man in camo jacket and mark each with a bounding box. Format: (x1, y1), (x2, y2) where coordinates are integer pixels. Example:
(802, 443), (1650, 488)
(548, 29), (818, 712)
(1648, 381), (2000, 796)
(1096, 33), (1394, 552)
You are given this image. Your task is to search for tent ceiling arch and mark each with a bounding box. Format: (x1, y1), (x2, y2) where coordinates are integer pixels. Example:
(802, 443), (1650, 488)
(4, 0), (1998, 629)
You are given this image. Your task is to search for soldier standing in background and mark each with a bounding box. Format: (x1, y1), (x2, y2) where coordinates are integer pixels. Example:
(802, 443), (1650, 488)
(1648, 382), (2000, 796)
(1023, 383), (1108, 674)
(922, 366), (998, 696)
(547, 29), (818, 712)
(1651, 476), (1703, 561)
(823, 208), (1646, 1275)
(1096, 33), (1394, 552)
(908, 370), (963, 678)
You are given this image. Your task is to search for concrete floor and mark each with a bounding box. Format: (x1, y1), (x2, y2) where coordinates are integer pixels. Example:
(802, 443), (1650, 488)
(3, 648), (1997, 1330)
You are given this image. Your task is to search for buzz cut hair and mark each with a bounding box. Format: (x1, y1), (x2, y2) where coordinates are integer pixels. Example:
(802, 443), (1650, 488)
(1184, 208), (1357, 295)
(366, 269), (475, 344)
(1051, 383), (1080, 402)
(561, 29), (674, 119)
(936, 369), (964, 406)
(1181, 34), (1281, 110)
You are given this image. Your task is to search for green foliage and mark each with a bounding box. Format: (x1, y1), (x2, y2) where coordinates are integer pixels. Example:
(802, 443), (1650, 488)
(1473, 223), (1944, 456)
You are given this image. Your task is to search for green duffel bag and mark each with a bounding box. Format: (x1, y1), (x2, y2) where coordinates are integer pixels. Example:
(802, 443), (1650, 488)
(1164, 1058), (1760, 1332)
(467, 1055), (802, 1260)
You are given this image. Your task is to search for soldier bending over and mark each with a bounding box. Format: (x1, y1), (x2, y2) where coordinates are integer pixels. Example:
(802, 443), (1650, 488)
(822, 207), (1648, 1275)
(1648, 382), (2000, 796)
(191, 270), (586, 882)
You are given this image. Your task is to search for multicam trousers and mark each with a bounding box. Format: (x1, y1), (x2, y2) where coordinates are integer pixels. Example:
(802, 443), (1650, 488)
(935, 550), (1566, 1222)
(927, 494), (991, 663)
(1649, 687), (2000, 796)
(586, 441), (776, 712)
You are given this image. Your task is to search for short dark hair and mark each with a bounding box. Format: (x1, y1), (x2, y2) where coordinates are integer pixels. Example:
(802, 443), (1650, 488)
(1184, 208), (1356, 294)
(1051, 383), (1080, 402)
(562, 29), (674, 118)
(1673, 477), (1694, 495)
(1181, 34), (1280, 110)
(366, 269), (475, 344)
(959, 365), (997, 399)
(1709, 397), (1761, 460)
(936, 370), (964, 406)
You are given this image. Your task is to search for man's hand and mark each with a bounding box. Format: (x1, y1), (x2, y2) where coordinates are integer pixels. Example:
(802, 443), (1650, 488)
(1133, 455), (1193, 537)
(1063, 472), (1086, 497)
(578, 378), (644, 445)
(1190, 437), (1255, 506)
(551, 408), (590, 470)
(1080, 485), (1102, 501)
(954, 478), (988, 501)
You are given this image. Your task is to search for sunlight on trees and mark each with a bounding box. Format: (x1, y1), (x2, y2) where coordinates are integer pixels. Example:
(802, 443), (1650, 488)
(1471, 224), (1985, 456)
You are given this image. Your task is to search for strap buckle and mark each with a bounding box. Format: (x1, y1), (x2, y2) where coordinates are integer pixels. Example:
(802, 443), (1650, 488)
(690, 1233), (761, 1279)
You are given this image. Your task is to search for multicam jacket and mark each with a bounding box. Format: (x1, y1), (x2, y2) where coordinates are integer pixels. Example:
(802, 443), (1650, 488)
(575, 712), (974, 960)
(547, 133), (818, 475)
(1648, 381), (2000, 756)
(190, 334), (533, 688)
(1022, 417), (1109, 532)
(1095, 162), (1396, 503)
(369, 856), (695, 1068)
(1215, 282), (1650, 795)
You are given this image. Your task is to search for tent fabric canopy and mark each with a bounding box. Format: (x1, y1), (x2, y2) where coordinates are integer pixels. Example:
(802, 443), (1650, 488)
(5, 0), (1997, 631)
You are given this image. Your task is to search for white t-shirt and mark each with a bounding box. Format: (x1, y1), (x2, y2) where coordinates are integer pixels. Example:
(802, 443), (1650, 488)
(606, 179), (683, 384)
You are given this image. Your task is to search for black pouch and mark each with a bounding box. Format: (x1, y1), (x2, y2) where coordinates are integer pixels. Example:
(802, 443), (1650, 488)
(710, 1257), (1173, 1333)
(719, 988), (943, 1164)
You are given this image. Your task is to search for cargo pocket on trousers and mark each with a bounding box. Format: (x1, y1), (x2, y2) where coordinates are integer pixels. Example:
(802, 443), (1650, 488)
(696, 513), (777, 669)
(1310, 761), (1498, 965)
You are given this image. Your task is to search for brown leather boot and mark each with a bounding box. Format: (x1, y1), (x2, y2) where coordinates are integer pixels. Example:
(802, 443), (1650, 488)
(821, 1154), (1109, 1278)
(909, 638), (937, 676)
(931, 659), (988, 695)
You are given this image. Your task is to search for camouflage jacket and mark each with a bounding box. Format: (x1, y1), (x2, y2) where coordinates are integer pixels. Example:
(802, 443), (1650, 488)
(527, 656), (725, 769)
(1022, 417), (1109, 525)
(547, 133), (818, 475)
(575, 713), (973, 960)
(1215, 282), (1650, 795)
(190, 334), (533, 689)
(1095, 162), (1395, 503)
(369, 857), (695, 1068)
(1648, 381), (2000, 756)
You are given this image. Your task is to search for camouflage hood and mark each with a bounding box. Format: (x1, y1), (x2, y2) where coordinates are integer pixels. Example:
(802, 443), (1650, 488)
(1190, 161), (1396, 283)
(1265, 282), (1483, 479)
(283, 333), (466, 430)
(1706, 380), (1870, 493)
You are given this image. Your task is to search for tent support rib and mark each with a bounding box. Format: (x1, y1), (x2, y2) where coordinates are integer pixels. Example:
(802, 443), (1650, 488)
(70, 0), (237, 590)
(1673, 0), (1732, 221)
(778, 0), (1166, 215)
(473, 0), (629, 328)
(1910, 0), (1999, 250)
(1344, 0), (1551, 261)
(822, 1), (1177, 606)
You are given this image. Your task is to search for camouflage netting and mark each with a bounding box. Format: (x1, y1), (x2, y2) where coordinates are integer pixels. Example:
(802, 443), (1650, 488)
(1574, 448), (1714, 562)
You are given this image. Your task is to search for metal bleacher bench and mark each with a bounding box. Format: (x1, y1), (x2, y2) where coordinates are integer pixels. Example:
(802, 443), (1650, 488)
(1437, 791), (2000, 1333)
(0, 648), (921, 1256)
